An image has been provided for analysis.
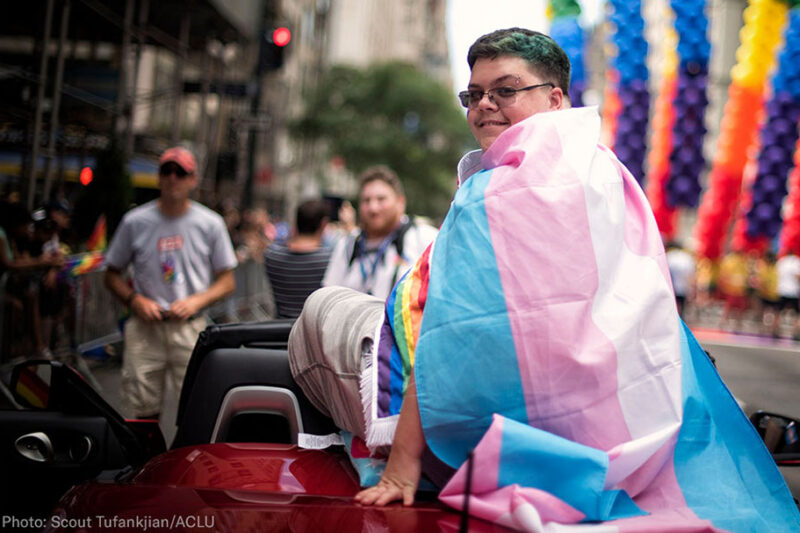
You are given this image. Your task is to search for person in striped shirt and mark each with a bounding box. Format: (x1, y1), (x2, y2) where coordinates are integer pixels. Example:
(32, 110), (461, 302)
(264, 199), (332, 318)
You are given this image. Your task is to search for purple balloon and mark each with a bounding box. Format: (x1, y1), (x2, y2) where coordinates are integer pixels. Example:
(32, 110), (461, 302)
(761, 174), (782, 192)
(755, 203), (776, 221)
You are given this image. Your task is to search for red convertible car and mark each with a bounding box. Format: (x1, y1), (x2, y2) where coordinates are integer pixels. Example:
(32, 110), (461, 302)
(0, 321), (510, 532)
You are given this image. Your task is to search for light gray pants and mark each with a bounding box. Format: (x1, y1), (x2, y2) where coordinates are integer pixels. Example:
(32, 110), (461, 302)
(288, 286), (385, 439)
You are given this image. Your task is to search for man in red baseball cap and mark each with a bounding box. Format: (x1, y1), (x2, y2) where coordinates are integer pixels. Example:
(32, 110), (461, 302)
(104, 146), (238, 422)
(158, 146), (197, 175)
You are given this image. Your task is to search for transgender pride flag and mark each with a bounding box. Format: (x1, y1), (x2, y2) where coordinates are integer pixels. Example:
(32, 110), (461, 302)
(367, 107), (799, 531)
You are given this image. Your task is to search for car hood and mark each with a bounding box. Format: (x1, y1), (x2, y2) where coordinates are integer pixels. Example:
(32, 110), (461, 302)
(47, 443), (506, 532)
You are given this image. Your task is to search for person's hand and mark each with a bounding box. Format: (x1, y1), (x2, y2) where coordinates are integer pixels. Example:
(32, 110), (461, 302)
(354, 446), (421, 506)
(130, 294), (164, 321)
(44, 251), (64, 269)
(168, 294), (203, 320)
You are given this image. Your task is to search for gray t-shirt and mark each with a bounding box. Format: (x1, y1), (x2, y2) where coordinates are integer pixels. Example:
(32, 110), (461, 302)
(105, 200), (237, 309)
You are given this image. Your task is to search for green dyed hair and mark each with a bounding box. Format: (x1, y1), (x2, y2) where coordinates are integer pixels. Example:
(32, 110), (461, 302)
(467, 28), (571, 97)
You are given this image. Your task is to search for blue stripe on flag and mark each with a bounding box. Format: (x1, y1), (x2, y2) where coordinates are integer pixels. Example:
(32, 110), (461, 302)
(498, 416), (645, 521)
(416, 168), (529, 468)
(674, 321), (800, 531)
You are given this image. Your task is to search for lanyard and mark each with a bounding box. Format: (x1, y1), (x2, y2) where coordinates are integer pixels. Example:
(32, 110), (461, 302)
(357, 231), (398, 294)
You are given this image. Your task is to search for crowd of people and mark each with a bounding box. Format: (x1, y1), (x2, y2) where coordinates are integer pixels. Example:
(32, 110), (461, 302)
(0, 195), (74, 361)
(93, 144), (438, 423)
(667, 243), (800, 339)
(221, 164), (438, 320)
(0, 145), (439, 422)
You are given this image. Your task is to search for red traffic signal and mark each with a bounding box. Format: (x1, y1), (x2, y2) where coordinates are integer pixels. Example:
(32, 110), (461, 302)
(79, 166), (93, 186)
(259, 27), (291, 72)
(272, 27), (291, 47)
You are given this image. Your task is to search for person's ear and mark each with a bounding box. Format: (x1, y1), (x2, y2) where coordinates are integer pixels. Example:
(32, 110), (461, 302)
(549, 87), (564, 110)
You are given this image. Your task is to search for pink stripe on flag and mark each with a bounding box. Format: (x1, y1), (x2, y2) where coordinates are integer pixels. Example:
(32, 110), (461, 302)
(440, 415), (503, 497)
(482, 118), (631, 451)
(615, 507), (720, 532)
(440, 416), (585, 527)
(440, 484), (586, 528)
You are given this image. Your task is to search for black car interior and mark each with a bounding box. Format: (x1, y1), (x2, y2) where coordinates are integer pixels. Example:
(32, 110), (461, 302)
(171, 320), (338, 449)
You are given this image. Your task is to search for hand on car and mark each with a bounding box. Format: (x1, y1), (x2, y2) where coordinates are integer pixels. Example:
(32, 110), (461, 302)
(354, 446), (421, 507)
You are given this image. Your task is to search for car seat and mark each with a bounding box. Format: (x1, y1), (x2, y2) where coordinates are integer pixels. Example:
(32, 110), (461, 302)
(171, 320), (337, 449)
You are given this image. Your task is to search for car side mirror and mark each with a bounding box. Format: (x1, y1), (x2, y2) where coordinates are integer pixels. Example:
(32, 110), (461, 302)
(750, 411), (800, 466)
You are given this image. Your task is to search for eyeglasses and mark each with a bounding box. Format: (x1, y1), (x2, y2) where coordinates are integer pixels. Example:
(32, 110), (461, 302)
(159, 162), (189, 178)
(458, 82), (555, 109)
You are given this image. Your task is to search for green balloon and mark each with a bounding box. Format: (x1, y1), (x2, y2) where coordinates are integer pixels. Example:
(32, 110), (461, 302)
(549, 0), (582, 18)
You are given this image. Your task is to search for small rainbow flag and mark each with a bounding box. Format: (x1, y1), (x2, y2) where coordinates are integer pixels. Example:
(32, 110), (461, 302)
(86, 214), (107, 251)
(59, 251), (105, 280)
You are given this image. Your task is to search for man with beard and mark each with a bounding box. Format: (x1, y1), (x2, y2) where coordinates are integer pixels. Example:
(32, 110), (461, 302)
(321, 166), (437, 300)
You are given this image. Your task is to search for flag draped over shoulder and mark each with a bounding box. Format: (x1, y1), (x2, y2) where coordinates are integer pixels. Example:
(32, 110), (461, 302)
(366, 107), (800, 531)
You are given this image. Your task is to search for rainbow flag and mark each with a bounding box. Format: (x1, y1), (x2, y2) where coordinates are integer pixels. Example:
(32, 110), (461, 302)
(367, 107), (799, 531)
(375, 244), (431, 417)
(59, 251), (105, 280)
(87, 214), (107, 251)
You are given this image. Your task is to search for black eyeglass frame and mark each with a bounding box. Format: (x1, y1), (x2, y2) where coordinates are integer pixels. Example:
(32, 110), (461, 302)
(458, 82), (555, 109)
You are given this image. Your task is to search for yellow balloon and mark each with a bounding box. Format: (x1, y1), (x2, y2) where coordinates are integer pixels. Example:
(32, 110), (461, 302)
(739, 68), (763, 89)
(743, 5), (756, 24)
(739, 25), (756, 43)
(730, 64), (747, 84)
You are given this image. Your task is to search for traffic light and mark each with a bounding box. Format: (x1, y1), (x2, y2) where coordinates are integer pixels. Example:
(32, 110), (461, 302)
(79, 166), (93, 186)
(273, 27), (291, 47)
(259, 27), (291, 73)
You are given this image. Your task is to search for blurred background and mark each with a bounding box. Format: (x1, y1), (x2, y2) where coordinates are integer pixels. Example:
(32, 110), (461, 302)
(0, 0), (769, 241)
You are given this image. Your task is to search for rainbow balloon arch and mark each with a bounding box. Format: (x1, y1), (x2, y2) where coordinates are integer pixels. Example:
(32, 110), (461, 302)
(547, 0), (800, 259)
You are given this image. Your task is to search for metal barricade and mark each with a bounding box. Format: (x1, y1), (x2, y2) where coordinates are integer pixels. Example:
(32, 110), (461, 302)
(207, 259), (276, 323)
(73, 260), (275, 351)
(74, 268), (126, 354)
(70, 259), (276, 345)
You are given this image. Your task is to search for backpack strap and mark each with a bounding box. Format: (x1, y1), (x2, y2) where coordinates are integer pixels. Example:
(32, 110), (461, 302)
(391, 217), (415, 262)
(347, 218), (416, 267)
